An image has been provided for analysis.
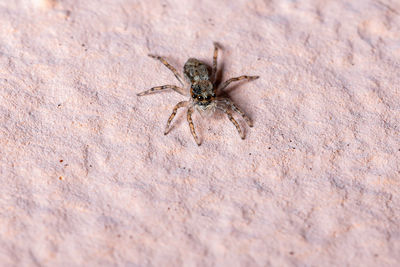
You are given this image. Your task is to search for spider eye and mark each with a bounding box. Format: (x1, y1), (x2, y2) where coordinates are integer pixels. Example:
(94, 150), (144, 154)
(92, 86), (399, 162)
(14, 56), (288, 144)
(192, 94), (196, 99)
(205, 95), (211, 100)
(197, 95), (203, 101)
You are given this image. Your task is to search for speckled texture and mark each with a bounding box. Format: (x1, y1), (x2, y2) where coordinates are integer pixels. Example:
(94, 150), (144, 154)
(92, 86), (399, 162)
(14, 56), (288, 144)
(0, 0), (399, 266)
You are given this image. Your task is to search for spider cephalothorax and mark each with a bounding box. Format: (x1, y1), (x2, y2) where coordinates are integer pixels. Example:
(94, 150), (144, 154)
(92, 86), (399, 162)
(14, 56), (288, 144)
(137, 43), (259, 146)
(190, 80), (216, 110)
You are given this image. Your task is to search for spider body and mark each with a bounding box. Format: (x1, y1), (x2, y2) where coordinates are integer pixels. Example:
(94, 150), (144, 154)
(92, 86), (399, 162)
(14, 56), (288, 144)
(137, 43), (259, 146)
(184, 58), (216, 111)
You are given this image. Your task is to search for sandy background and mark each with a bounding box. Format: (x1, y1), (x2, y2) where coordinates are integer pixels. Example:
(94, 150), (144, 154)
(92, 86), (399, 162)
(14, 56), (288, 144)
(0, 0), (399, 266)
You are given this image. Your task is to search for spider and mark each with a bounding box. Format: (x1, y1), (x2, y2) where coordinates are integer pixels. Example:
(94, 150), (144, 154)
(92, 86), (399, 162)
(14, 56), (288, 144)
(137, 43), (259, 146)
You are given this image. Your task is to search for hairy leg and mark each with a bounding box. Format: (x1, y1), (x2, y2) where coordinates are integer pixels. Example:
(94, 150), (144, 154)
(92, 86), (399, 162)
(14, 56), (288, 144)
(217, 106), (244, 139)
(137, 85), (186, 96)
(211, 42), (219, 84)
(164, 101), (189, 135)
(148, 54), (185, 86)
(217, 98), (253, 127)
(219, 75), (259, 92)
(187, 106), (201, 146)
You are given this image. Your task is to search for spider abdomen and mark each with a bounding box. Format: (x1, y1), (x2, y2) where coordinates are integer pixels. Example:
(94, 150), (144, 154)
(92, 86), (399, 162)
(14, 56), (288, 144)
(183, 58), (210, 82)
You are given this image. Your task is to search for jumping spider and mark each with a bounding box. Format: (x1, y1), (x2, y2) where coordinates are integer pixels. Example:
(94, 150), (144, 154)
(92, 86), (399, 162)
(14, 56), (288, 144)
(137, 43), (259, 146)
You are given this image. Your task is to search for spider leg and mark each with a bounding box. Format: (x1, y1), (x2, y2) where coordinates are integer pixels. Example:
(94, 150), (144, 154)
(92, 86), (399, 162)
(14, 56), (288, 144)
(211, 42), (219, 84)
(187, 106), (201, 146)
(217, 106), (244, 139)
(164, 101), (189, 135)
(137, 85), (186, 96)
(148, 54), (185, 86)
(217, 98), (253, 127)
(219, 75), (259, 92)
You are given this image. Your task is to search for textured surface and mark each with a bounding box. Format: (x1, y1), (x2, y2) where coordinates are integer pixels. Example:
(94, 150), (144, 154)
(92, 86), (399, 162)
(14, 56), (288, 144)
(1, 0), (400, 266)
